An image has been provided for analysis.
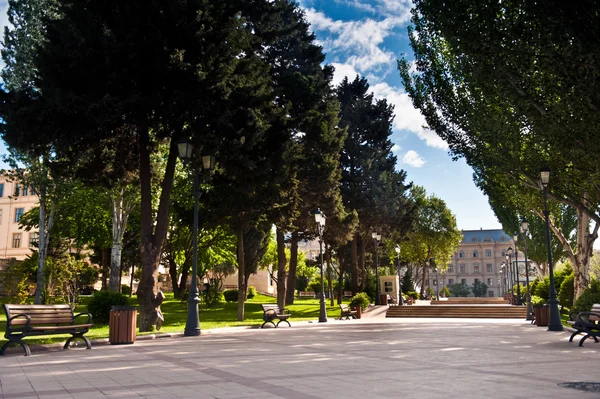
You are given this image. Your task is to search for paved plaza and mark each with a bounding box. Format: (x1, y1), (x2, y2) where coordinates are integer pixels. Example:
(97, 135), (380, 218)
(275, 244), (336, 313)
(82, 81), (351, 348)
(0, 317), (598, 399)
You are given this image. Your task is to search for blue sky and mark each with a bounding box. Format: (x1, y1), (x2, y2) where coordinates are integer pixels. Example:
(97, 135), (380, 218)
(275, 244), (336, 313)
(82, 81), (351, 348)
(300, 0), (502, 231)
(0, 0), (502, 231)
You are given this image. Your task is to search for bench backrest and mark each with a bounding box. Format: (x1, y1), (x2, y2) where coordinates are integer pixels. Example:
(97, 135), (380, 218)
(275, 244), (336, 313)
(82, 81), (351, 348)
(4, 304), (75, 326)
(340, 304), (350, 311)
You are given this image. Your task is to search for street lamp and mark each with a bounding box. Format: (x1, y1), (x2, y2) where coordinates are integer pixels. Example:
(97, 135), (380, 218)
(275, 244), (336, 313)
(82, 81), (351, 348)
(372, 232), (381, 305)
(395, 245), (404, 305)
(314, 209), (327, 323)
(539, 167), (563, 331)
(177, 138), (215, 337)
(506, 247), (514, 305)
(500, 262), (506, 297)
(520, 219), (533, 320)
(512, 233), (521, 305)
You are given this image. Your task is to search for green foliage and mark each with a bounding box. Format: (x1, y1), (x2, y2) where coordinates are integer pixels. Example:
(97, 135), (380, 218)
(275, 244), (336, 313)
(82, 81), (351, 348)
(0, 259), (30, 304)
(471, 280), (488, 297)
(573, 279), (600, 312)
(407, 291), (420, 300)
(532, 277), (550, 300)
(247, 286), (256, 299)
(202, 285), (223, 308)
(558, 273), (575, 309)
(121, 285), (132, 296)
(531, 295), (546, 307)
(401, 268), (415, 294)
(349, 292), (371, 310)
(448, 282), (471, 297)
(223, 290), (239, 303)
(87, 290), (128, 323)
(426, 287), (435, 299)
(295, 276), (310, 292)
(440, 286), (451, 298)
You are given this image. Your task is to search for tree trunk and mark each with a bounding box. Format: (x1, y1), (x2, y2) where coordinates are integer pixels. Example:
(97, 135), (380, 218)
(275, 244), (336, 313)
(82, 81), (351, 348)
(109, 189), (131, 292)
(337, 255), (344, 305)
(326, 244), (334, 306)
(285, 231), (299, 305)
(236, 227), (246, 321)
(276, 227), (287, 310)
(358, 235), (366, 291)
(129, 263), (135, 297)
(351, 235), (359, 294)
(101, 248), (109, 290)
(137, 130), (178, 332)
(168, 256), (180, 298)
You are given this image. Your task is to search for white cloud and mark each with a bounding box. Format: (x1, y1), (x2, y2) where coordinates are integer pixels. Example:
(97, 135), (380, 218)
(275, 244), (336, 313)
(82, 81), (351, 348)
(331, 63), (360, 86)
(371, 82), (449, 150)
(333, 0), (412, 18)
(391, 144), (401, 153)
(401, 150), (426, 168)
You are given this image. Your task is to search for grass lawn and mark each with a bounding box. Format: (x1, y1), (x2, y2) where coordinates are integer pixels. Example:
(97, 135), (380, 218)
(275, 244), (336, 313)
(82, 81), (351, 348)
(0, 293), (347, 347)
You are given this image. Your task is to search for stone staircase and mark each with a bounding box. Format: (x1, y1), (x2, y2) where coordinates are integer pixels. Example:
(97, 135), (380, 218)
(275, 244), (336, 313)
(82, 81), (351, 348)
(386, 304), (527, 319)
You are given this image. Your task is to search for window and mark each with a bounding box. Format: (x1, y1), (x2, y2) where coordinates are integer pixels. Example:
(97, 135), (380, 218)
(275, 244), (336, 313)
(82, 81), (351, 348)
(0, 183), (4, 197)
(474, 278), (480, 284)
(501, 250), (506, 257)
(12, 233), (21, 248)
(384, 281), (393, 293)
(29, 232), (39, 247)
(432, 279), (437, 286)
(473, 250), (478, 258)
(460, 264), (466, 273)
(487, 278), (493, 286)
(459, 251), (464, 258)
(487, 264), (493, 273)
(22, 186), (28, 196)
(488, 291), (494, 297)
(471, 237), (478, 243)
(483, 237), (492, 242)
(461, 279), (467, 285)
(485, 249), (492, 257)
(15, 208), (24, 222)
(448, 265), (454, 273)
(474, 264), (480, 273)
(448, 279), (454, 285)
(14, 183), (20, 196)
(500, 236), (507, 242)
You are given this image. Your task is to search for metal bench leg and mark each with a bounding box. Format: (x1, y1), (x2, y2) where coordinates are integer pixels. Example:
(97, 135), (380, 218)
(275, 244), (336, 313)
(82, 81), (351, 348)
(569, 331), (580, 342)
(579, 334), (591, 347)
(0, 339), (31, 357)
(276, 320), (291, 327)
(64, 334), (92, 350)
(261, 321), (276, 328)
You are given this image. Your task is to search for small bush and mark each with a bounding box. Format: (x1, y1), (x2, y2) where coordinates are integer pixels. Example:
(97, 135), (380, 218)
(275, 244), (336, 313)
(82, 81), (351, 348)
(558, 274), (574, 309)
(407, 291), (420, 300)
(531, 295), (546, 307)
(121, 285), (132, 296)
(349, 292), (371, 310)
(202, 285), (223, 307)
(247, 286), (256, 299)
(574, 279), (600, 312)
(223, 289), (239, 302)
(87, 290), (128, 323)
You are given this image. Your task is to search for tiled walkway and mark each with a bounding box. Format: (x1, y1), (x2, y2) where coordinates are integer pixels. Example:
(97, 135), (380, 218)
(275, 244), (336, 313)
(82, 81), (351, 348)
(1, 318), (598, 398)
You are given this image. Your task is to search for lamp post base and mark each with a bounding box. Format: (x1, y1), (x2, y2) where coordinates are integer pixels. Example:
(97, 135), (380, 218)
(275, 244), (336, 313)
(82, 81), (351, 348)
(184, 295), (201, 336)
(319, 297), (328, 323)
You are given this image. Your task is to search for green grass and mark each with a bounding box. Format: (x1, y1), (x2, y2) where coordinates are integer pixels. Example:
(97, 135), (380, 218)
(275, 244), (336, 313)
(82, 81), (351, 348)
(0, 293), (346, 346)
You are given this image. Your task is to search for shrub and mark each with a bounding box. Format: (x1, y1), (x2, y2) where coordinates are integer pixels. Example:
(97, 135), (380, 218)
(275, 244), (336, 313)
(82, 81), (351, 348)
(349, 292), (371, 310)
(532, 277), (550, 300)
(87, 290), (128, 323)
(440, 286), (451, 298)
(202, 285), (223, 307)
(121, 285), (132, 296)
(223, 289), (239, 302)
(0, 259), (30, 304)
(531, 295), (546, 307)
(574, 279), (600, 312)
(407, 291), (420, 300)
(247, 286), (256, 299)
(558, 274), (574, 309)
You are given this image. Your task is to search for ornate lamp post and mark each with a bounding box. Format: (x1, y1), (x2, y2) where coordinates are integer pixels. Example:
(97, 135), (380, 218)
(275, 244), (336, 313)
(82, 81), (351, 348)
(372, 232), (381, 305)
(539, 167), (563, 331)
(500, 262), (506, 298)
(314, 209), (327, 323)
(512, 233), (521, 305)
(520, 219), (533, 320)
(395, 245), (404, 305)
(177, 138), (215, 337)
(506, 247), (514, 305)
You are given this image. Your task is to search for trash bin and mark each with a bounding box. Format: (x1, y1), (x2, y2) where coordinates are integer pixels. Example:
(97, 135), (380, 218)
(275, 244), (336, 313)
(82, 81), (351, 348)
(109, 306), (137, 345)
(379, 294), (388, 305)
(533, 305), (549, 327)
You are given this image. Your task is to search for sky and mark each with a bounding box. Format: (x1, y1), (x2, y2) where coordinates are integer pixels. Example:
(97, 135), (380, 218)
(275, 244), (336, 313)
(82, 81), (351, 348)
(0, 0), (503, 232)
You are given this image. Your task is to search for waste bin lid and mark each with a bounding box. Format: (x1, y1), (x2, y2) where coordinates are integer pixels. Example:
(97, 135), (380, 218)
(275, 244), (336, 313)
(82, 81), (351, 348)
(111, 305), (137, 311)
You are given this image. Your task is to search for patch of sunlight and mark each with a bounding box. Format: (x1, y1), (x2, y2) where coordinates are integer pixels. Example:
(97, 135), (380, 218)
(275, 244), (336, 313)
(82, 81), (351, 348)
(439, 347), (464, 351)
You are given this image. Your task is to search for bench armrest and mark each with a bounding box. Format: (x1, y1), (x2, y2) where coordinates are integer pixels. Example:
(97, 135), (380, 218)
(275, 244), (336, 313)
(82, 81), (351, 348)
(73, 312), (93, 324)
(7, 313), (31, 330)
(282, 308), (291, 315)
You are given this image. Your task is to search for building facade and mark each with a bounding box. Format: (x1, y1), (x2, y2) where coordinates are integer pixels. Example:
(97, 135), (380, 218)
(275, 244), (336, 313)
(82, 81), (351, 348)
(431, 229), (515, 298)
(0, 175), (38, 261)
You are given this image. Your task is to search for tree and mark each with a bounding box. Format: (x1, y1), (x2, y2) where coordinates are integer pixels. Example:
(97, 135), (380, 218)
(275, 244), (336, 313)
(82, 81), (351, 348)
(449, 282), (471, 297)
(471, 280), (488, 297)
(399, 0), (600, 300)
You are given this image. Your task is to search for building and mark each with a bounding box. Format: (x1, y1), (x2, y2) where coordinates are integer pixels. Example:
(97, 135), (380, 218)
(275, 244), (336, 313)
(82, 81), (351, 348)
(431, 229), (515, 298)
(0, 175), (38, 261)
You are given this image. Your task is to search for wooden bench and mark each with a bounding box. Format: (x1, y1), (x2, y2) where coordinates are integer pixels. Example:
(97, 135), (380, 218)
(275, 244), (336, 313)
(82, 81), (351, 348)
(298, 291), (315, 298)
(568, 304), (600, 347)
(339, 304), (357, 320)
(1, 304), (94, 356)
(387, 295), (398, 306)
(261, 304), (291, 328)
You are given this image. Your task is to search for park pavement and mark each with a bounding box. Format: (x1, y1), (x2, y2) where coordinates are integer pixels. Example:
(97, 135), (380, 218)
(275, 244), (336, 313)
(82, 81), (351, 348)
(0, 313), (599, 399)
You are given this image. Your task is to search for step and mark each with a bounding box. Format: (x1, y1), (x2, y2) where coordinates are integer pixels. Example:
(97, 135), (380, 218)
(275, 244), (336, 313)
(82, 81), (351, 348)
(386, 305), (527, 319)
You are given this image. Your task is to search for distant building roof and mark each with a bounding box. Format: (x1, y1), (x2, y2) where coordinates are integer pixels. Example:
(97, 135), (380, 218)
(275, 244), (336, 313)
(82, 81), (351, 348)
(461, 229), (512, 244)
